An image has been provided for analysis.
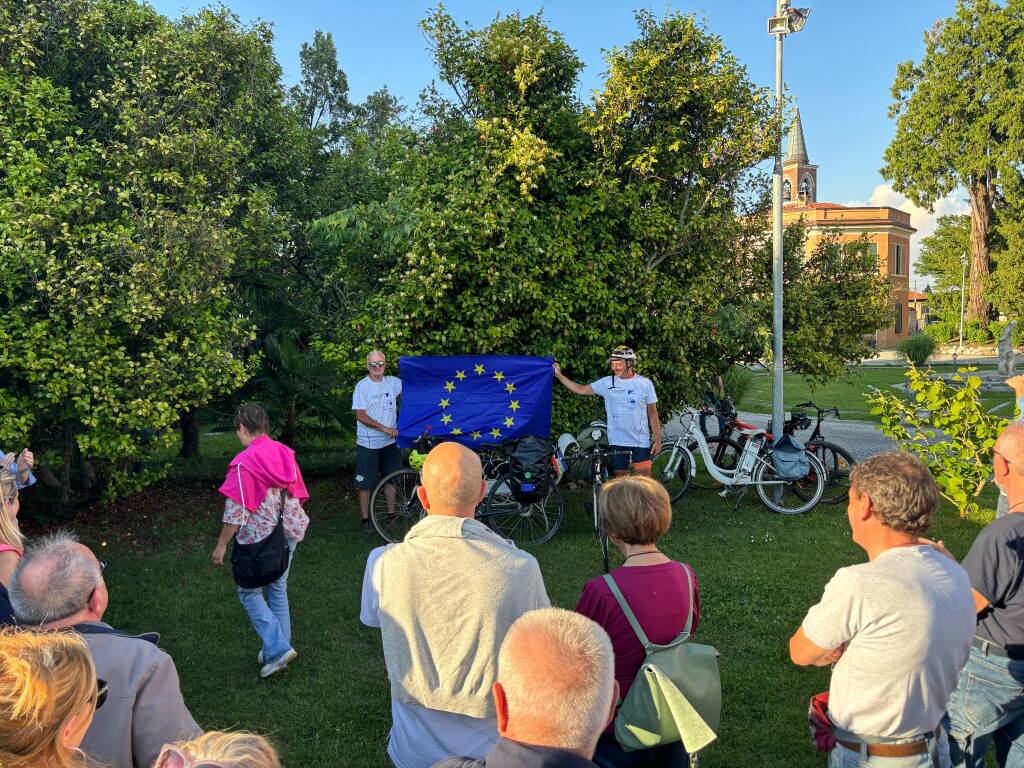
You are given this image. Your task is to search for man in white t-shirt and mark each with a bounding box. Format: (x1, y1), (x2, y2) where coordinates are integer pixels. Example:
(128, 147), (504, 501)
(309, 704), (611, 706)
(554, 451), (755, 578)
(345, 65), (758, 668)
(553, 346), (661, 477)
(360, 442), (550, 768)
(352, 350), (402, 531)
(790, 453), (975, 767)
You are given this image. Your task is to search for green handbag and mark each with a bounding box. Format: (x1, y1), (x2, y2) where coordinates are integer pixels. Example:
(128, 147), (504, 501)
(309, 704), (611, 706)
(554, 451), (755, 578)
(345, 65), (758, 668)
(604, 564), (721, 755)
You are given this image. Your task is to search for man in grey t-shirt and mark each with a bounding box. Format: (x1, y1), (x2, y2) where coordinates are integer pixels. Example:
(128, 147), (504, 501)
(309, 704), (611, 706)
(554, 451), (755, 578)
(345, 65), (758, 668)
(790, 453), (975, 766)
(944, 423), (1024, 767)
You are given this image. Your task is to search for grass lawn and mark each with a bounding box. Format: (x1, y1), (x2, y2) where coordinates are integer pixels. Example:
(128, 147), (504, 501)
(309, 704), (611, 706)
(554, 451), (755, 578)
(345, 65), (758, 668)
(739, 364), (1016, 422)
(49, 462), (999, 768)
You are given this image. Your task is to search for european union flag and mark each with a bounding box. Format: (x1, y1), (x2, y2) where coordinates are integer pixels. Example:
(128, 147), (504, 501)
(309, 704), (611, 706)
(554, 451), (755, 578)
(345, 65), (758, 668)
(396, 355), (553, 448)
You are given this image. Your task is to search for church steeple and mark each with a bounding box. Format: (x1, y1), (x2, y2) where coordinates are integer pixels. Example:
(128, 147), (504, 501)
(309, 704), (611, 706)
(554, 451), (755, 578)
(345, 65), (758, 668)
(782, 107), (818, 206)
(784, 108), (809, 164)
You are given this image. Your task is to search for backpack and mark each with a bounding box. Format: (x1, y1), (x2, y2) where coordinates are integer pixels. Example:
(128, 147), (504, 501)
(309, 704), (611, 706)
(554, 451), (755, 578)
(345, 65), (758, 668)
(506, 435), (552, 504)
(604, 565), (721, 755)
(772, 434), (810, 480)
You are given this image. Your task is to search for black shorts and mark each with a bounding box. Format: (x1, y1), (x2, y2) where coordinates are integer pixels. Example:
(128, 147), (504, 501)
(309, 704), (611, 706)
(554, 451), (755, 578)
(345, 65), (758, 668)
(609, 445), (652, 472)
(355, 444), (402, 490)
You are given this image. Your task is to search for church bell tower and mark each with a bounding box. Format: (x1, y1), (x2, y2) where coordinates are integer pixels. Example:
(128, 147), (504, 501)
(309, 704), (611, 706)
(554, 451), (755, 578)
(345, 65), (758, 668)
(782, 108), (817, 207)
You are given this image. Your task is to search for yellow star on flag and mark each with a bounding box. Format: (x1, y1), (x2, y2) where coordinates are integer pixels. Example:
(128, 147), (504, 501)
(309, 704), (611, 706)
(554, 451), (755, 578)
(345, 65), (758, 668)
(441, 414), (453, 425)
(509, 400), (520, 412)
(492, 371), (505, 382)
(471, 430), (482, 440)
(474, 364), (486, 375)
(490, 428), (502, 439)
(504, 417), (515, 428)
(439, 398), (450, 408)
(451, 428), (463, 435)
(444, 380), (455, 393)
(455, 370), (467, 381)
(505, 382), (516, 394)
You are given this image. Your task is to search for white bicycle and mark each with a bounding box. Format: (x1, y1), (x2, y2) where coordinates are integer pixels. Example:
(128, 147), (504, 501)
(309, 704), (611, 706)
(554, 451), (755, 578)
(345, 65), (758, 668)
(655, 406), (827, 515)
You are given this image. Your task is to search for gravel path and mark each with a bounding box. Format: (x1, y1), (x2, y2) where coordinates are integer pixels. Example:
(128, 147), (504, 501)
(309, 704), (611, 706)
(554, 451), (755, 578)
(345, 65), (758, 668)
(663, 410), (896, 462)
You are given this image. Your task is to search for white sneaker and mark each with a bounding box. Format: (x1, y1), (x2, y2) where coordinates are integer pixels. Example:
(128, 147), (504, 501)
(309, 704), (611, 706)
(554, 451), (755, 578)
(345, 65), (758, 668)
(260, 648), (297, 679)
(257, 650), (264, 665)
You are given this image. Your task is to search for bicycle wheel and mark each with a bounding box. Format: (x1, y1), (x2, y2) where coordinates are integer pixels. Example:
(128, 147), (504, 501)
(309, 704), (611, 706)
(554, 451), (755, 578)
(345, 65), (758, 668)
(808, 441), (855, 505)
(689, 437), (742, 491)
(651, 442), (693, 502)
(483, 476), (564, 546)
(370, 469), (424, 543)
(752, 451), (825, 515)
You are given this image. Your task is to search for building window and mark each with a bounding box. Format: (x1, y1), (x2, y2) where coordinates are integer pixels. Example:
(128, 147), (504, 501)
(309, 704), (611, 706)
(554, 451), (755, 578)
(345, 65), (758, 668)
(893, 244), (904, 275)
(799, 175), (812, 200)
(783, 179), (791, 201)
(868, 242), (879, 257)
(894, 303), (903, 334)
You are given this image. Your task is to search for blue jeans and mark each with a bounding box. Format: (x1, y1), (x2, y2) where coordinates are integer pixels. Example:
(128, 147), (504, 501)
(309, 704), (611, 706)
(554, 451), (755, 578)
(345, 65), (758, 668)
(945, 644), (1024, 767)
(828, 742), (939, 768)
(236, 539), (297, 663)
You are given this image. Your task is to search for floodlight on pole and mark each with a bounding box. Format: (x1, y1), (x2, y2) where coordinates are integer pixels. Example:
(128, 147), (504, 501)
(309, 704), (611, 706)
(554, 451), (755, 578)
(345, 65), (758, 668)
(768, 0), (809, 460)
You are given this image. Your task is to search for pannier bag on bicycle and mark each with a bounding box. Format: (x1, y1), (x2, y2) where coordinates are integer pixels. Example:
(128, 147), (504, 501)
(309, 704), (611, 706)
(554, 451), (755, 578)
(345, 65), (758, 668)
(604, 565), (721, 755)
(506, 435), (552, 504)
(772, 434), (810, 480)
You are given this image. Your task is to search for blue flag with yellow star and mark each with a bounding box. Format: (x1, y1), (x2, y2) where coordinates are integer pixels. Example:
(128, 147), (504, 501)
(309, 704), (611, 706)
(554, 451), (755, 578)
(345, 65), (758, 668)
(396, 355), (553, 448)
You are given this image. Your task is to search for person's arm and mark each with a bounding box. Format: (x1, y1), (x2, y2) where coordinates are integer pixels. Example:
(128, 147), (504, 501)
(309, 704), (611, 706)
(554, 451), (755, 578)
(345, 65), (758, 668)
(131, 655), (203, 768)
(14, 449), (34, 489)
(211, 523), (239, 566)
(648, 403), (662, 456)
(0, 551), (18, 587)
(553, 362), (595, 396)
(1009, 375), (1024, 422)
(355, 409), (398, 438)
(789, 626), (844, 667)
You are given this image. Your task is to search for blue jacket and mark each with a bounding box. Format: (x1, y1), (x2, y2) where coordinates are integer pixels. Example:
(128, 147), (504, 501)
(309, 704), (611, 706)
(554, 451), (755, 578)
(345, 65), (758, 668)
(433, 738), (597, 768)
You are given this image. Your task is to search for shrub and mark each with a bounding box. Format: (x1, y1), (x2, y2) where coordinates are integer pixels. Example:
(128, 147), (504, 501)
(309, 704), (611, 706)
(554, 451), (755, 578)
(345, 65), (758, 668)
(924, 320), (957, 343)
(897, 334), (937, 366)
(723, 366), (754, 405)
(965, 320), (992, 343)
(866, 367), (1007, 518)
(990, 320), (1024, 346)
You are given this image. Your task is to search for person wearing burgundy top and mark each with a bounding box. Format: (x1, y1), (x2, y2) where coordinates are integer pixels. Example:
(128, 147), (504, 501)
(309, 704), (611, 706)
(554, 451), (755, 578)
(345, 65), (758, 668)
(576, 475), (696, 768)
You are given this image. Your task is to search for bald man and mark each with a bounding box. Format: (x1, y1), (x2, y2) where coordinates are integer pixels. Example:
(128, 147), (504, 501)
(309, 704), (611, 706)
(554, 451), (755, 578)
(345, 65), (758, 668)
(435, 608), (618, 768)
(944, 423), (1024, 767)
(360, 442), (551, 768)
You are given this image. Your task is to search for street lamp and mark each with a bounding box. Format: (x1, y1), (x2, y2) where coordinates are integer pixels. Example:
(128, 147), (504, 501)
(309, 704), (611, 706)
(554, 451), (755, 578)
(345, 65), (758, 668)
(768, 0), (810, 449)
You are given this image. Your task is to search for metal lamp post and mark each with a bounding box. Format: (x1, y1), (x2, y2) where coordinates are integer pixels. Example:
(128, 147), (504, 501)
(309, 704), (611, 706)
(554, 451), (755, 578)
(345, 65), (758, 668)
(768, 1), (810, 444)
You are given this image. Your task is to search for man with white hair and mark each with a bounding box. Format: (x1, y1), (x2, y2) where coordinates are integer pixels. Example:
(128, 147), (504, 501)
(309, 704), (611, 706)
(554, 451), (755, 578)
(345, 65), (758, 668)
(9, 531), (201, 768)
(434, 608), (618, 767)
(353, 349), (402, 531)
(361, 442), (550, 768)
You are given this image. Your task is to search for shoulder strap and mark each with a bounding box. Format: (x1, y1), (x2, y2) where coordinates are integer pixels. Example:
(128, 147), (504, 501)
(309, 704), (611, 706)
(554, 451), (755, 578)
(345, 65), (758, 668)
(72, 623), (160, 646)
(681, 562), (694, 636)
(603, 573), (652, 649)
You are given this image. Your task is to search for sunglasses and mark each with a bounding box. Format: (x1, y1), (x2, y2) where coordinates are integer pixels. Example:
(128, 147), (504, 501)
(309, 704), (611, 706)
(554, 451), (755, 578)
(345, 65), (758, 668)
(96, 678), (108, 709)
(155, 746), (228, 768)
(367, 361), (386, 368)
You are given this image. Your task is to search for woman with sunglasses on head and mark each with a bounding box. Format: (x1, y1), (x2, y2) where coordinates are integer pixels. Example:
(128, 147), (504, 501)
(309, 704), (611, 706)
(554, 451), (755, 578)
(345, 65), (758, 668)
(0, 456), (27, 625)
(0, 628), (106, 768)
(155, 731), (281, 768)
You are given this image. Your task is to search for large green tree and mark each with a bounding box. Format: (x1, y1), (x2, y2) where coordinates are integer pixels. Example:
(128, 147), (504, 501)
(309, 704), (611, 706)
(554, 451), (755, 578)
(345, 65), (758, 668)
(882, 0), (1024, 323)
(0, 1), (298, 505)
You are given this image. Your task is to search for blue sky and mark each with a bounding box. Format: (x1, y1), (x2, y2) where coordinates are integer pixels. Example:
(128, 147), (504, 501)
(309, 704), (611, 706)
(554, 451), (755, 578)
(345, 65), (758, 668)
(149, 0), (968, 285)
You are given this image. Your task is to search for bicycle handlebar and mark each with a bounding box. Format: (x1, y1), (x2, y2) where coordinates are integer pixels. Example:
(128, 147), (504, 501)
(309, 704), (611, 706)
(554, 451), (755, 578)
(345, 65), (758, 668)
(792, 401), (840, 420)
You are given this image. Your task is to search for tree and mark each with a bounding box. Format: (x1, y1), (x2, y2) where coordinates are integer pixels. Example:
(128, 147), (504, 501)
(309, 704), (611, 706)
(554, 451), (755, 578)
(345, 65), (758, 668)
(882, 0), (1024, 323)
(917, 215), (970, 331)
(0, 2), (298, 505)
(288, 30), (352, 141)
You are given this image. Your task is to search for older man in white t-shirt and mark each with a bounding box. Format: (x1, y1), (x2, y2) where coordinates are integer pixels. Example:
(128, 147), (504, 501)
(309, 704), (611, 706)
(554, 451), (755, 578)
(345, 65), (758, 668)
(790, 453), (975, 767)
(352, 350), (402, 531)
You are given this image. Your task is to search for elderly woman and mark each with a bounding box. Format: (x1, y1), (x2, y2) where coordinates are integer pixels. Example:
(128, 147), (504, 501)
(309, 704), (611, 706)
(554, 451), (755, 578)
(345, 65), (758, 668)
(0, 628), (105, 768)
(212, 404), (309, 679)
(156, 731), (281, 768)
(576, 475), (699, 768)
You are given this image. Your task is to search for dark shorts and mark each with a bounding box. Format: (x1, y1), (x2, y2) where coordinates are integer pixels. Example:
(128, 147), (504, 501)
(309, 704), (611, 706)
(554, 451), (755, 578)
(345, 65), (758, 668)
(609, 445), (652, 472)
(355, 444), (401, 490)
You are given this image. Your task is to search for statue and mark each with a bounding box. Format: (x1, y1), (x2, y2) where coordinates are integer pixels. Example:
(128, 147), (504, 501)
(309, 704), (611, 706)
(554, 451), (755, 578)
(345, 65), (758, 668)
(998, 321), (1018, 376)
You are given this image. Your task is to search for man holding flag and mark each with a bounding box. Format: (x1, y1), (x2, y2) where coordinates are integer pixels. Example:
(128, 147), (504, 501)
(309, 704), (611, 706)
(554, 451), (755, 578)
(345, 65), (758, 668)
(553, 346), (662, 477)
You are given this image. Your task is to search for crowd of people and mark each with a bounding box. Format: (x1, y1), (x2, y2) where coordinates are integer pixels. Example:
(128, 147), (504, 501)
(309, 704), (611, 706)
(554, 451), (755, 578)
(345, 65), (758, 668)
(0, 355), (1022, 768)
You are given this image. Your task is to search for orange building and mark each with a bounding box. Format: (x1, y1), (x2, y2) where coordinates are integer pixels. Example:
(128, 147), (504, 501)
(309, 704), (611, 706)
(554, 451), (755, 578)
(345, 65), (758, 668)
(781, 110), (915, 349)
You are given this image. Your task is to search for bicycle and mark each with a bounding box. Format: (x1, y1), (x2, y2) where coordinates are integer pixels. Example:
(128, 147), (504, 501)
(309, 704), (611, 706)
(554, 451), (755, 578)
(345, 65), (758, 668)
(786, 401), (855, 505)
(654, 406), (826, 514)
(369, 436), (565, 546)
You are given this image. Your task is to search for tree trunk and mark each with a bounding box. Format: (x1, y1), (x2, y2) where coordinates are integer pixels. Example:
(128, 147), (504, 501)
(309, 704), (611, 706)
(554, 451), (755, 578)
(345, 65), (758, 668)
(178, 408), (200, 459)
(966, 174), (993, 324)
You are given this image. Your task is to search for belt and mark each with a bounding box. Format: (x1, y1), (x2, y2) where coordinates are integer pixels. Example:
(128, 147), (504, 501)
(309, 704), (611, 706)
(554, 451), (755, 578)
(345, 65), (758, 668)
(836, 739), (927, 757)
(972, 636), (1024, 660)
